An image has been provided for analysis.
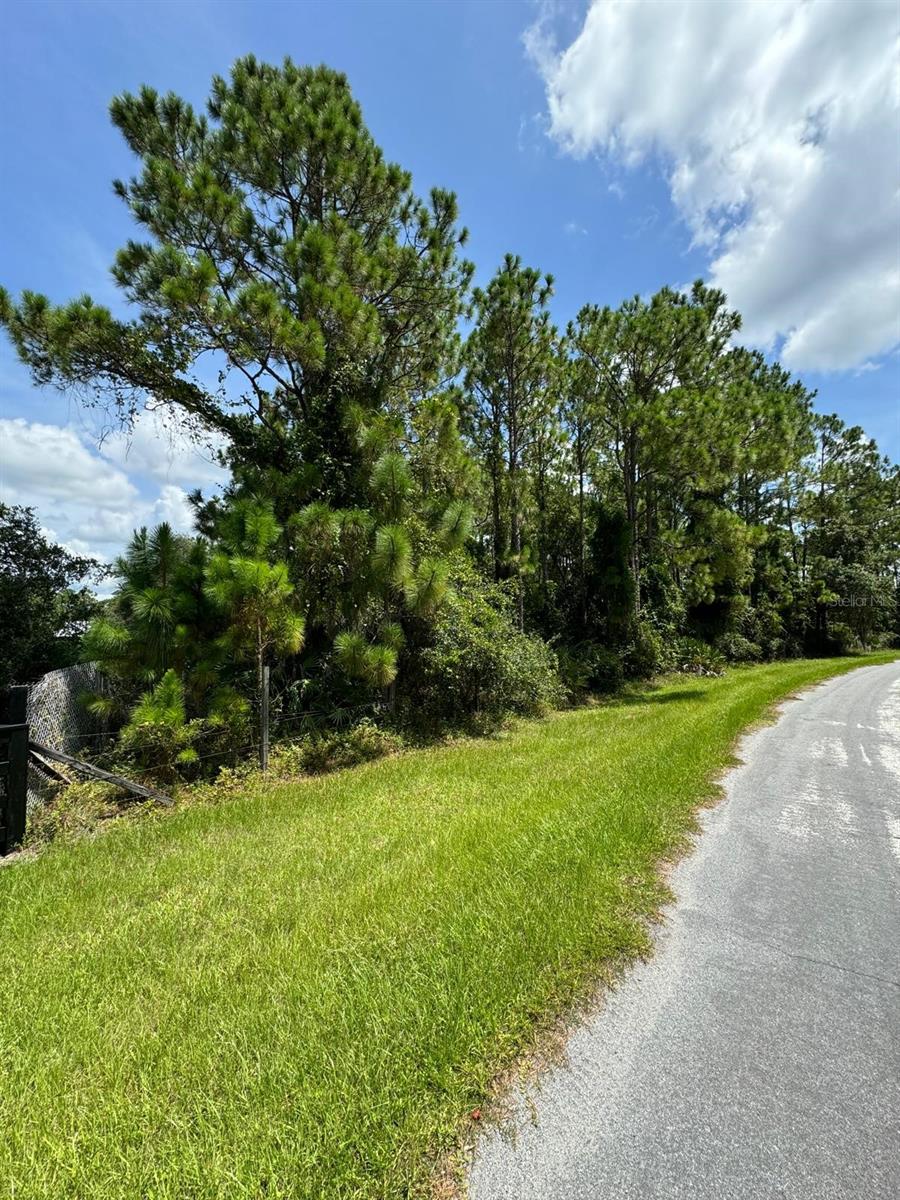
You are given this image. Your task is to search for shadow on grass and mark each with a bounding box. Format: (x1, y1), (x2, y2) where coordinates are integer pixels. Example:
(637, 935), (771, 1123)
(603, 684), (710, 708)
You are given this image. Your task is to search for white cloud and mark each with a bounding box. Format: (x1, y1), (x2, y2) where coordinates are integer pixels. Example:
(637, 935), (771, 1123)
(1, 420), (137, 512)
(152, 483), (197, 530)
(0, 418), (208, 564)
(564, 220), (588, 236)
(517, 111), (551, 156)
(527, 0), (900, 371)
(99, 405), (228, 489)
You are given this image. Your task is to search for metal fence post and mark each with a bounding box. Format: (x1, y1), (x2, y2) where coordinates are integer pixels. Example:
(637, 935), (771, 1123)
(1, 685), (29, 854)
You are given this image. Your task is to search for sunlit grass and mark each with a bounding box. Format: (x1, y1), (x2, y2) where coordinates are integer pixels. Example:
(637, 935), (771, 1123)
(0, 654), (893, 1199)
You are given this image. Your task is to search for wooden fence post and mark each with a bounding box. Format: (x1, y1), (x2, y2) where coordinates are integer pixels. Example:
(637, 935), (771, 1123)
(260, 665), (270, 773)
(1, 685), (29, 855)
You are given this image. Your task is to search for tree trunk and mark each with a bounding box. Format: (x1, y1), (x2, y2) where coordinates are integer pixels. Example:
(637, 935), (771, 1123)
(510, 498), (524, 632)
(623, 430), (641, 617)
(509, 457), (525, 632)
(491, 463), (504, 582)
(384, 596), (396, 712)
(508, 393), (524, 631)
(536, 461), (548, 594)
(578, 445), (587, 629)
(257, 646), (269, 772)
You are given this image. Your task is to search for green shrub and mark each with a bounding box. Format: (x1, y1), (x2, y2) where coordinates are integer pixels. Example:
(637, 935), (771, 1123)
(294, 718), (404, 774)
(738, 601), (792, 661)
(117, 670), (199, 777)
(589, 647), (626, 693)
(117, 670), (249, 781)
(868, 631), (900, 650)
(623, 620), (666, 678)
(558, 641), (625, 696)
(670, 636), (726, 676)
(715, 632), (762, 663)
(555, 647), (591, 697)
(821, 621), (861, 656)
(403, 560), (563, 723)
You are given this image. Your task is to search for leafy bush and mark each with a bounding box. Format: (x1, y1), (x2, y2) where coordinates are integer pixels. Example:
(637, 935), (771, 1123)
(714, 632), (762, 663)
(291, 718), (404, 775)
(738, 601), (792, 661)
(587, 645), (626, 692)
(622, 620), (666, 679)
(558, 641), (624, 696)
(117, 670), (199, 777)
(555, 647), (591, 697)
(770, 634), (804, 660)
(403, 560), (563, 724)
(868, 630), (900, 650)
(117, 669), (249, 780)
(670, 636), (726, 677)
(820, 621), (861, 656)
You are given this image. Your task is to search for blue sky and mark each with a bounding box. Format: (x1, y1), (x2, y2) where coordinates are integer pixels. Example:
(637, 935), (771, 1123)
(1, 0), (898, 563)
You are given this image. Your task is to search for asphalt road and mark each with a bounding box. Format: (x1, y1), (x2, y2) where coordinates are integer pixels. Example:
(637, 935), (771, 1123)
(468, 661), (900, 1200)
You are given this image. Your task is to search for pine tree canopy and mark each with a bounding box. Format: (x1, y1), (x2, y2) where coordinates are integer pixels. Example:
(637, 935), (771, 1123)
(0, 56), (473, 506)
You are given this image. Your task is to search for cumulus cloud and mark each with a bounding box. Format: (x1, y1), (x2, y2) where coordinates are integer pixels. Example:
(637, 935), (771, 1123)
(1, 419), (136, 511)
(0, 418), (211, 563)
(527, 0), (900, 371)
(99, 405), (228, 489)
(152, 483), (198, 530)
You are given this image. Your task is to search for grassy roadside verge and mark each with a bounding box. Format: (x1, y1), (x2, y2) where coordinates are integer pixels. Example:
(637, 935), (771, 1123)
(0, 653), (895, 1198)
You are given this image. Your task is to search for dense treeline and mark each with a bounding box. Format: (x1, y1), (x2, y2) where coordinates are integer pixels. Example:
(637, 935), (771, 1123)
(0, 505), (104, 689)
(2, 59), (897, 768)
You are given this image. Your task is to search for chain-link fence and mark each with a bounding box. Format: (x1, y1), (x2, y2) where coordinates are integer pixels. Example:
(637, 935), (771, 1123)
(26, 663), (111, 810)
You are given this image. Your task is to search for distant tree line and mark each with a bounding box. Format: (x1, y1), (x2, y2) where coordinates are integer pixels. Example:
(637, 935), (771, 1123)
(0, 505), (104, 689)
(2, 58), (897, 767)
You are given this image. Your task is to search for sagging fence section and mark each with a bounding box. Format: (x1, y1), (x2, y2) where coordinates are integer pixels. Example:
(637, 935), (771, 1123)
(2, 661), (374, 854)
(1, 666), (173, 856)
(26, 662), (112, 801)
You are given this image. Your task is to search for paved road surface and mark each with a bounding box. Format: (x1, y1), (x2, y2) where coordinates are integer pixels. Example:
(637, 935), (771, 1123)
(468, 661), (900, 1200)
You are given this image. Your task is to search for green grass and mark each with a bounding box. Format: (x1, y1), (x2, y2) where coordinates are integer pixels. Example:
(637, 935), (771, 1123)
(1, 654), (895, 1199)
